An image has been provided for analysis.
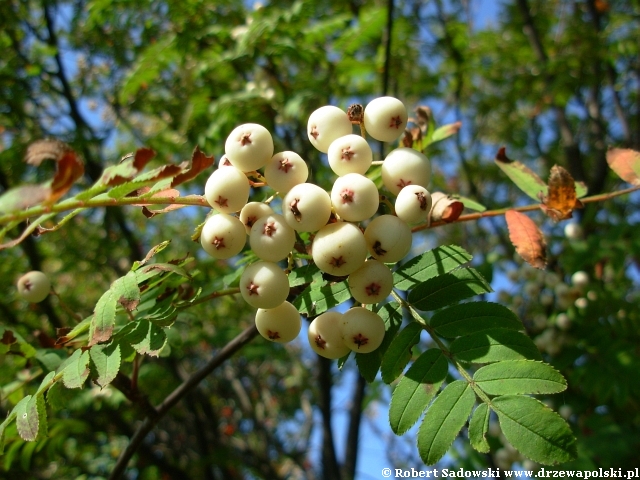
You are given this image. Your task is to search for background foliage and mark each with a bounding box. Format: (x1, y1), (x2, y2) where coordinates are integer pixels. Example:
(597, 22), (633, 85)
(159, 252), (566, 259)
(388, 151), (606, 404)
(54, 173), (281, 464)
(0, 0), (639, 478)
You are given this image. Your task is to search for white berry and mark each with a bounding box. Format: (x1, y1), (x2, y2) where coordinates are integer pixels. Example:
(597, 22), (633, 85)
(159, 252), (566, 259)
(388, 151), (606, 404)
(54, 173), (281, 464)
(330, 173), (379, 222)
(564, 223), (584, 240)
(308, 312), (350, 359)
(307, 106), (353, 153)
(348, 259), (394, 304)
(327, 134), (373, 176)
(341, 307), (386, 354)
(200, 213), (246, 259)
(240, 261), (290, 309)
(381, 147), (431, 196)
(204, 166), (250, 214)
(282, 183), (332, 232)
(263, 151), (309, 193)
(225, 123), (274, 172)
(364, 215), (412, 263)
(255, 301), (301, 343)
(249, 213), (296, 262)
(571, 271), (589, 290)
(312, 222), (367, 276)
(239, 202), (274, 235)
(395, 185), (432, 224)
(363, 96), (408, 143)
(17, 271), (51, 303)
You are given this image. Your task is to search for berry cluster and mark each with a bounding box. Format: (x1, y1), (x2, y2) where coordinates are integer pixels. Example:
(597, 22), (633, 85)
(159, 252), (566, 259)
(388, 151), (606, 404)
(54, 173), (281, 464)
(200, 96), (433, 357)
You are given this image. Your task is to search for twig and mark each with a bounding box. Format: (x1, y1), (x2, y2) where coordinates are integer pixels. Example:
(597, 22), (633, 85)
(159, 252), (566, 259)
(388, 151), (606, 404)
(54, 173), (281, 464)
(108, 324), (258, 480)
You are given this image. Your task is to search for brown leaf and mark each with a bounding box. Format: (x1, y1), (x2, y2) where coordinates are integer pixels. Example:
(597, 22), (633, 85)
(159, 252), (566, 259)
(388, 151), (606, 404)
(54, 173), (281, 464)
(505, 210), (547, 269)
(49, 150), (85, 202)
(118, 296), (140, 311)
(171, 146), (215, 187)
(1, 330), (17, 345)
(414, 106), (432, 131)
(135, 189), (191, 218)
(430, 192), (464, 223)
(133, 147), (156, 170)
(34, 330), (57, 348)
(24, 139), (72, 166)
(606, 148), (640, 185)
(541, 165), (578, 222)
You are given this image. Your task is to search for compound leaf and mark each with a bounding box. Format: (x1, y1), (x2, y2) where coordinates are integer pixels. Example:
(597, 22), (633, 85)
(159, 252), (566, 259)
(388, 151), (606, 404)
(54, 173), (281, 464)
(469, 403), (490, 453)
(430, 302), (522, 338)
(474, 360), (567, 395)
(112, 271), (140, 312)
(417, 380), (476, 465)
(408, 268), (492, 311)
(450, 329), (541, 363)
(389, 349), (447, 435)
(381, 322), (423, 384)
(393, 245), (472, 291)
(491, 395), (577, 464)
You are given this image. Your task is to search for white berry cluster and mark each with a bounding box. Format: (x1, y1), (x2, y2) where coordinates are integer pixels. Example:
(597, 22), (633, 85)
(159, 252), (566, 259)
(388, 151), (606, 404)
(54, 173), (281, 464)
(200, 96), (433, 356)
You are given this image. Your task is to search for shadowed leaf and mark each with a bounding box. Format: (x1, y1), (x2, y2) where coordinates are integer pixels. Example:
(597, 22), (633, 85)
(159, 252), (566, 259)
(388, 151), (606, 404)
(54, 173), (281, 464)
(505, 210), (546, 269)
(469, 404), (490, 453)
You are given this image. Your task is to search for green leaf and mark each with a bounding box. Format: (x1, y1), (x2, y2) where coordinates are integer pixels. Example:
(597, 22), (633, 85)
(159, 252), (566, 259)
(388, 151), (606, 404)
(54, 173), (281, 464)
(408, 268), (492, 311)
(495, 149), (547, 201)
(430, 121), (462, 144)
(90, 342), (122, 387)
(417, 380), (476, 465)
(34, 395), (47, 440)
(139, 263), (190, 279)
(393, 245), (472, 291)
(575, 181), (588, 198)
(125, 320), (167, 357)
(293, 281), (351, 315)
(381, 322), (423, 384)
(337, 351), (351, 370)
(469, 403), (490, 453)
(491, 395), (577, 464)
(389, 349), (448, 435)
(16, 395), (39, 441)
(450, 329), (542, 364)
(474, 360), (567, 395)
(112, 271), (140, 311)
(430, 301), (522, 338)
(89, 289), (117, 345)
(355, 302), (403, 382)
(62, 349), (91, 389)
(450, 195), (486, 212)
(35, 350), (67, 372)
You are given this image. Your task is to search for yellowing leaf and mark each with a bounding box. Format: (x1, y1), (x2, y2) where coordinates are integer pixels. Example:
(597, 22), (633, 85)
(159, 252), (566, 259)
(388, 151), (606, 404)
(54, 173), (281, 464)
(541, 165), (579, 222)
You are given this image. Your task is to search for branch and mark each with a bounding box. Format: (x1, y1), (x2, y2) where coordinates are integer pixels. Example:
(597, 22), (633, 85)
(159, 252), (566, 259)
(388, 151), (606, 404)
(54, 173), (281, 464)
(341, 373), (366, 480)
(108, 324), (259, 480)
(417, 184), (640, 232)
(317, 356), (342, 480)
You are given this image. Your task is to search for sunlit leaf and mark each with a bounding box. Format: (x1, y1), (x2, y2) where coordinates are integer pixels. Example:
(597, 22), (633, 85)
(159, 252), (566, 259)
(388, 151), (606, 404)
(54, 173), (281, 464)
(469, 403), (490, 453)
(393, 245), (472, 291)
(606, 148), (640, 185)
(408, 267), (492, 311)
(430, 301), (522, 338)
(505, 210), (547, 269)
(495, 147), (547, 201)
(450, 329), (542, 363)
(381, 322), (423, 384)
(474, 360), (567, 395)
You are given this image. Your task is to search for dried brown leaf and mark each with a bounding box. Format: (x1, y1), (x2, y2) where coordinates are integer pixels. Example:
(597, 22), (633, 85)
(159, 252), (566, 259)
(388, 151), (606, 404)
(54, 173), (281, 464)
(133, 147), (156, 170)
(606, 148), (640, 185)
(506, 210), (547, 269)
(49, 150), (85, 202)
(171, 146), (215, 187)
(541, 165), (578, 222)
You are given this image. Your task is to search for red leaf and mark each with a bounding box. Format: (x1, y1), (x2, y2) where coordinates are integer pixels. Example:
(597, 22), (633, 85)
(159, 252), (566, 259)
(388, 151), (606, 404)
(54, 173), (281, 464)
(606, 148), (640, 185)
(171, 146), (215, 187)
(505, 210), (547, 269)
